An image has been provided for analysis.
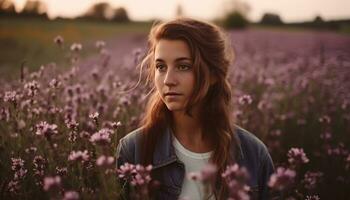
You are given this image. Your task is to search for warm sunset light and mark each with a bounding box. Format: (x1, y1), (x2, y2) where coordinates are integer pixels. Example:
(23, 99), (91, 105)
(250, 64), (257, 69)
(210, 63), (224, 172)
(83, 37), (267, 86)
(1, 0), (349, 199)
(9, 0), (350, 22)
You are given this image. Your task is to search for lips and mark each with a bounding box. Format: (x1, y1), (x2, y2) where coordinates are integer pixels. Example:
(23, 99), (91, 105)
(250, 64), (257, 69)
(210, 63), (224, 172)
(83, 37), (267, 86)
(164, 92), (182, 96)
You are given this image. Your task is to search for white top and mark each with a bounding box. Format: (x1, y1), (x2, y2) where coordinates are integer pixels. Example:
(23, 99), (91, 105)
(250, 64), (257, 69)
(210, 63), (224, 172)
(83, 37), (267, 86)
(172, 135), (216, 200)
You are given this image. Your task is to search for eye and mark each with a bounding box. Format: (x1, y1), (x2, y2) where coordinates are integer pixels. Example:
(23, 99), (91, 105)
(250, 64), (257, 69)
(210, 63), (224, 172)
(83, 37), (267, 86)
(178, 64), (191, 71)
(156, 64), (166, 71)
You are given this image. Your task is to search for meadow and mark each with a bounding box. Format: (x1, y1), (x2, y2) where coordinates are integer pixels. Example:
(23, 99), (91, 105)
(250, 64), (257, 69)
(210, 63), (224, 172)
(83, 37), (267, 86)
(0, 17), (349, 199)
(0, 17), (152, 80)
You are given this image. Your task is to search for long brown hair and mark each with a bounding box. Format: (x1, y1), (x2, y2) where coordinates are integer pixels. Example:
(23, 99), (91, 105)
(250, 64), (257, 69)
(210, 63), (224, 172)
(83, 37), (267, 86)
(139, 17), (237, 199)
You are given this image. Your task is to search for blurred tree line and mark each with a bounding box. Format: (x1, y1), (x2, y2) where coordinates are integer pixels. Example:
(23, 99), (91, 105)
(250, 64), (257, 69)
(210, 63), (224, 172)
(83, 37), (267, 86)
(0, 0), (130, 22)
(1, 0), (349, 30)
(216, 0), (350, 31)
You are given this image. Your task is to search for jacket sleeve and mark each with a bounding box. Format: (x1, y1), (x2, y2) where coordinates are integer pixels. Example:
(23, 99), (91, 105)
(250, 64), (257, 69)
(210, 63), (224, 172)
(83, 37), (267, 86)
(116, 138), (132, 168)
(116, 138), (132, 200)
(258, 151), (280, 200)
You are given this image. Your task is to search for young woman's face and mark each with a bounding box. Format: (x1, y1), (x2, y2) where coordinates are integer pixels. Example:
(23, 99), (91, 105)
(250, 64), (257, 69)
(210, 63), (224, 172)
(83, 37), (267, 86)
(154, 39), (195, 112)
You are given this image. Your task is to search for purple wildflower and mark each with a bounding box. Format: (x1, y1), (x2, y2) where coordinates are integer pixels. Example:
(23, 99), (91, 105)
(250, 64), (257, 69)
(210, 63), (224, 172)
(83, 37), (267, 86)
(54, 35), (64, 46)
(305, 195), (320, 200)
(268, 167), (296, 191)
(56, 167), (68, 177)
(7, 180), (20, 193)
(63, 191), (80, 200)
(10, 157), (28, 181)
(287, 148), (309, 167)
(3, 91), (18, 103)
(89, 128), (113, 145)
(117, 163), (153, 187)
(68, 150), (90, 162)
(95, 40), (105, 49)
(24, 80), (40, 96)
(25, 146), (37, 154)
(35, 121), (58, 138)
(221, 164), (250, 200)
(318, 115), (331, 124)
(11, 158), (24, 171)
(49, 78), (61, 89)
(65, 119), (79, 130)
(303, 171), (323, 190)
(96, 155), (115, 167)
(70, 43), (82, 52)
(238, 94), (253, 105)
(33, 155), (47, 178)
(89, 111), (99, 120)
(43, 176), (61, 191)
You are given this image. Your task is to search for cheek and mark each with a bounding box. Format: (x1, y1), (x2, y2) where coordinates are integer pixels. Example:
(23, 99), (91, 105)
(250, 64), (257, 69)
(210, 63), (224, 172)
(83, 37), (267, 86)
(154, 73), (163, 92)
(185, 73), (196, 90)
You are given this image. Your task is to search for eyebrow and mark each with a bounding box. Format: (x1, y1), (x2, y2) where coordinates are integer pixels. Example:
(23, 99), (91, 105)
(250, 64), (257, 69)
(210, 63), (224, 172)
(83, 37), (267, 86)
(155, 57), (191, 62)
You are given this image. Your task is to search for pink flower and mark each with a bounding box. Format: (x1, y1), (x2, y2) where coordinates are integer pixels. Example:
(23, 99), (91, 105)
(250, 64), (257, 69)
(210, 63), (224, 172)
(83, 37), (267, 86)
(238, 94), (253, 105)
(95, 40), (105, 49)
(43, 176), (61, 191)
(65, 119), (79, 130)
(63, 190), (79, 200)
(3, 91), (18, 103)
(49, 78), (61, 89)
(70, 43), (82, 52)
(303, 171), (323, 190)
(96, 155), (115, 167)
(268, 167), (296, 191)
(68, 150), (90, 162)
(89, 112), (99, 119)
(56, 167), (68, 177)
(14, 168), (28, 180)
(287, 148), (309, 166)
(305, 195), (320, 200)
(7, 180), (20, 193)
(318, 115), (331, 124)
(90, 128), (113, 145)
(117, 163), (153, 187)
(35, 121), (58, 138)
(24, 80), (40, 96)
(221, 164), (250, 200)
(201, 163), (217, 182)
(54, 35), (64, 45)
(11, 158), (24, 171)
(222, 164), (249, 183)
(25, 146), (37, 154)
(33, 155), (47, 177)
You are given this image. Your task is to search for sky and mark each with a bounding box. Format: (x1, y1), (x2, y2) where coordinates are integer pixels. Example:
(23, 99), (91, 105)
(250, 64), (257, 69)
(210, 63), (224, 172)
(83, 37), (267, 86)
(10, 0), (350, 22)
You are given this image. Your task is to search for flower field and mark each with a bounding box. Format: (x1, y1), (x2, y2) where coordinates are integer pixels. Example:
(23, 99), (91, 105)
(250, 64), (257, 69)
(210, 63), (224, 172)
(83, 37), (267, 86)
(0, 28), (349, 199)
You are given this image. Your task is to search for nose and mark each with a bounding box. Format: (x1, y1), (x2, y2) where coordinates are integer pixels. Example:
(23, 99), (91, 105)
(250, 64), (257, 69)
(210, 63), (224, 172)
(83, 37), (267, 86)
(164, 68), (177, 86)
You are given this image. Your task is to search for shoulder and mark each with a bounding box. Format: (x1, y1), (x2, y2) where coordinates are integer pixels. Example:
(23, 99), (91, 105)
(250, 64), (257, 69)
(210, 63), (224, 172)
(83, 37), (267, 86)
(116, 127), (144, 165)
(234, 125), (275, 192)
(234, 125), (273, 172)
(235, 125), (270, 159)
(119, 127), (144, 146)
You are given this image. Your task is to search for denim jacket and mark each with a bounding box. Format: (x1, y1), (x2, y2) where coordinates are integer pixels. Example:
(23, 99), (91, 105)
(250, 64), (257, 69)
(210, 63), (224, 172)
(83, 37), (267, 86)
(116, 125), (276, 200)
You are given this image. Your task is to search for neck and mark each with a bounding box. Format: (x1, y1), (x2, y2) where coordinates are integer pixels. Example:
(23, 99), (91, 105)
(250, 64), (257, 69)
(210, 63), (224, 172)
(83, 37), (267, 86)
(171, 109), (213, 153)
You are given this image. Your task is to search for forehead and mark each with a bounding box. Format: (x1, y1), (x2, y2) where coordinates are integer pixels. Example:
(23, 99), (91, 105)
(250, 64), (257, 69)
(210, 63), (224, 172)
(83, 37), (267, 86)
(154, 39), (191, 62)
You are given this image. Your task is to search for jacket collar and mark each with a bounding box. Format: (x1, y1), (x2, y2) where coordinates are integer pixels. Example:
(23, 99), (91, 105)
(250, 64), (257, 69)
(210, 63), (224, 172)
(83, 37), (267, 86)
(152, 126), (245, 169)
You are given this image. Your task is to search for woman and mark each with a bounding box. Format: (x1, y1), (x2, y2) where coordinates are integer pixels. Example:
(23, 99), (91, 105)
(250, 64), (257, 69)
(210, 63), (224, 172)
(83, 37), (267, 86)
(116, 18), (275, 200)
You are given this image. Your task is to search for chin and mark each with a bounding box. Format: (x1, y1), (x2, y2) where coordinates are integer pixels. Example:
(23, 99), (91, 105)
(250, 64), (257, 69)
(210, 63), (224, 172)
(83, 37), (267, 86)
(165, 103), (185, 112)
